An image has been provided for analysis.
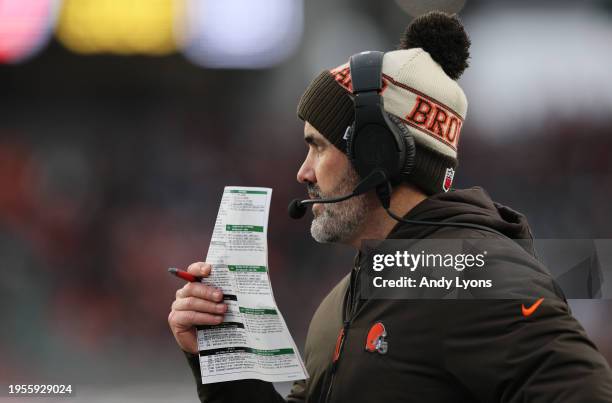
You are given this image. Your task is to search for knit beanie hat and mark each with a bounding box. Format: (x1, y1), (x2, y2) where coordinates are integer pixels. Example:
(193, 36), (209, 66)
(297, 11), (471, 195)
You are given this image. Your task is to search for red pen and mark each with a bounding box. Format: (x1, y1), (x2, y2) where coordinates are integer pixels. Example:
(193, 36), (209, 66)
(168, 267), (203, 282)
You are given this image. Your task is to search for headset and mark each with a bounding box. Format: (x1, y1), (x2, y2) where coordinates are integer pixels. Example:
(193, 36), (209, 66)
(289, 51), (508, 239)
(345, 51), (415, 186)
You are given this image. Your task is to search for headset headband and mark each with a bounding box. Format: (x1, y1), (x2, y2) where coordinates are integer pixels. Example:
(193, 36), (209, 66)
(349, 51), (384, 94)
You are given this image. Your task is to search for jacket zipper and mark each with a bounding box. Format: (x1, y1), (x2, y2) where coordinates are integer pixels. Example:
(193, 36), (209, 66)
(325, 320), (350, 403)
(324, 260), (360, 403)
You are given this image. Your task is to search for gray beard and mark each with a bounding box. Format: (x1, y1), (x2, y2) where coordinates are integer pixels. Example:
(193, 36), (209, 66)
(310, 165), (369, 243)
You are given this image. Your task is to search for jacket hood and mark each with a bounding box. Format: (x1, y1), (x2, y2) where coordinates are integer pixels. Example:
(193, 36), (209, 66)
(387, 187), (535, 254)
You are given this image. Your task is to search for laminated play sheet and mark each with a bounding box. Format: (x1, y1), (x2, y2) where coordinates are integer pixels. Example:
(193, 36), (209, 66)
(197, 186), (308, 384)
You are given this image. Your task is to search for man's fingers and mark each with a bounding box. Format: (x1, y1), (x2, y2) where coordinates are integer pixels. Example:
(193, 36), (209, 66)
(187, 262), (212, 277)
(176, 282), (223, 302)
(171, 310), (224, 327)
(172, 297), (227, 314)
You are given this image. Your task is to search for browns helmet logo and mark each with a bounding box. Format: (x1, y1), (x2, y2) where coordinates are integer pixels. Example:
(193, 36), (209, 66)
(365, 322), (388, 354)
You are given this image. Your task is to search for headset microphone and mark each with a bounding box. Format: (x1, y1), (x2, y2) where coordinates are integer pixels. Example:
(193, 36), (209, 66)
(288, 170), (389, 220)
(287, 199), (307, 219)
(288, 195), (350, 219)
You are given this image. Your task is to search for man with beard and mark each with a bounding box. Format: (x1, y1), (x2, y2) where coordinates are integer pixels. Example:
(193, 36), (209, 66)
(305, 143), (374, 244)
(168, 11), (612, 403)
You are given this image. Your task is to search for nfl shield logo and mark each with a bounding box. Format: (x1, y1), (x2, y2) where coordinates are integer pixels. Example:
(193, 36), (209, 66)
(442, 168), (455, 192)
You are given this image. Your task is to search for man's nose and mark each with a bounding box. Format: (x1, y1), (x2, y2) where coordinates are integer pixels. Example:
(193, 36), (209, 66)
(297, 159), (316, 184)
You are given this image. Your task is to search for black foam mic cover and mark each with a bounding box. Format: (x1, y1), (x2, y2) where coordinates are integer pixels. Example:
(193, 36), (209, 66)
(288, 199), (307, 219)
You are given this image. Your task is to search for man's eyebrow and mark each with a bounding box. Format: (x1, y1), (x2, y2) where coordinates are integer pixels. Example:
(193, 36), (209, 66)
(304, 133), (319, 145)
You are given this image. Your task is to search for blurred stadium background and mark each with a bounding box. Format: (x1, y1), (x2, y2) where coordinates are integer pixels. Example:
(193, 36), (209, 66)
(1, 0), (611, 401)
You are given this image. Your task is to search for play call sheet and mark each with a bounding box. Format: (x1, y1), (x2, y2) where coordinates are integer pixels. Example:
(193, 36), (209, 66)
(197, 186), (308, 384)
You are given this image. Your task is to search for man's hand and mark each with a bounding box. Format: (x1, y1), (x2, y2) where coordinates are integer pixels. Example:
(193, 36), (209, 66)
(168, 262), (227, 354)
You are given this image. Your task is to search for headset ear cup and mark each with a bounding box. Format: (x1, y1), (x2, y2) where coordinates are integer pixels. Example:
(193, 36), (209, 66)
(402, 134), (416, 177)
(386, 113), (416, 178)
